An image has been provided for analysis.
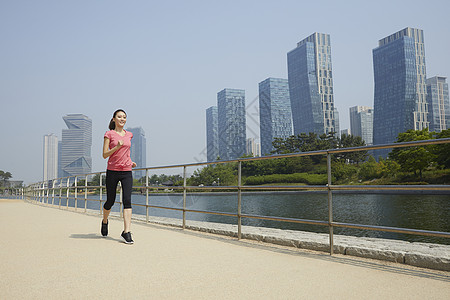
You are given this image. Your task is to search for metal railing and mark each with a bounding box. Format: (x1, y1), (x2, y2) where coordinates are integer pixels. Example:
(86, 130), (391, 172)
(13, 138), (450, 255)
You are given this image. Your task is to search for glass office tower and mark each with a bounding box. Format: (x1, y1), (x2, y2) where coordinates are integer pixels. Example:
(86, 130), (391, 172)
(127, 127), (147, 179)
(259, 78), (292, 155)
(217, 88), (246, 160)
(373, 27), (428, 155)
(287, 32), (338, 136)
(426, 76), (450, 133)
(60, 114), (92, 177)
(350, 106), (374, 145)
(206, 106), (219, 162)
(43, 133), (58, 181)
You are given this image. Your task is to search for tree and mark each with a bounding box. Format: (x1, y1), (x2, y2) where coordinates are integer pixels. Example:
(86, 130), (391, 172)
(378, 157), (401, 178)
(189, 163), (236, 186)
(331, 162), (359, 183)
(271, 132), (337, 154)
(389, 128), (435, 179)
(149, 174), (159, 184)
(358, 156), (382, 180)
(336, 134), (368, 163)
(90, 174), (105, 186)
(433, 129), (450, 169)
(0, 171), (12, 187)
(271, 132), (368, 165)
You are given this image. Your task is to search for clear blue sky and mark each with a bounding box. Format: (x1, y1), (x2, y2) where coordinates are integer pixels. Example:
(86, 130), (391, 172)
(1, 0), (449, 184)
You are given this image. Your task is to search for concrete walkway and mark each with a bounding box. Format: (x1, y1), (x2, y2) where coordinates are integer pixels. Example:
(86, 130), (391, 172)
(1, 199), (449, 299)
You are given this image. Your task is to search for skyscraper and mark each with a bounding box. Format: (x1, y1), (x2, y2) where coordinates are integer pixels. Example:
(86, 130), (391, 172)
(206, 106), (219, 162)
(255, 142), (261, 157)
(127, 127), (147, 179)
(373, 27), (428, 154)
(43, 134), (58, 181)
(426, 76), (450, 133)
(246, 138), (261, 157)
(60, 114), (92, 177)
(341, 129), (351, 136)
(349, 106), (374, 145)
(287, 32), (338, 136)
(218, 88), (246, 160)
(259, 78), (292, 155)
(334, 107), (340, 138)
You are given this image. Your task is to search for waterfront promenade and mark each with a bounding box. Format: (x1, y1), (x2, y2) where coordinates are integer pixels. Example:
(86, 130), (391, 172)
(1, 199), (449, 299)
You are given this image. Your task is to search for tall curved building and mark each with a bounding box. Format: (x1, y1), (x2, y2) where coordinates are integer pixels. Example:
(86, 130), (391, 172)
(287, 32), (338, 136)
(59, 114), (92, 177)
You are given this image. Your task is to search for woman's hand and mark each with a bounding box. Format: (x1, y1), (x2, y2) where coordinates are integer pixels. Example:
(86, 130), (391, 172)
(103, 137), (123, 159)
(132, 162), (137, 168)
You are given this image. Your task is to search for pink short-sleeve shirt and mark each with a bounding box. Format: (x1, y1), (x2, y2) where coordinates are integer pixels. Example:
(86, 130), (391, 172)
(104, 130), (133, 171)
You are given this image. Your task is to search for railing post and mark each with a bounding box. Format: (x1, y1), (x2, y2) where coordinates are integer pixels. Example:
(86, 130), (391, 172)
(59, 180), (62, 208)
(84, 175), (88, 213)
(74, 176), (78, 211)
(238, 161), (242, 240)
(51, 180), (55, 205)
(45, 182), (49, 204)
(327, 152), (334, 255)
(146, 169), (149, 223)
(66, 177), (70, 209)
(41, 182), (45, 203)
(183, 166), (187, 229)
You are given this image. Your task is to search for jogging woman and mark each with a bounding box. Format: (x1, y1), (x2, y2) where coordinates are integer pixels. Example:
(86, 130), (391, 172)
(101, 109), (136, 244)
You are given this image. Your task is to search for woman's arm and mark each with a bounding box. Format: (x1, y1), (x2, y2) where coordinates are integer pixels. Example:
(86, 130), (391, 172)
(102, 137), (123, 159)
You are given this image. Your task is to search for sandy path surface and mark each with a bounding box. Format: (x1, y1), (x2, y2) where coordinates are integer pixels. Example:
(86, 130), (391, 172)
(1, 199), (449, 299)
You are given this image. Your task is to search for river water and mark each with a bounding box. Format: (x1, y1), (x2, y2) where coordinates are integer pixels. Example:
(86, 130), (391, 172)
(66, 191), (450, 245)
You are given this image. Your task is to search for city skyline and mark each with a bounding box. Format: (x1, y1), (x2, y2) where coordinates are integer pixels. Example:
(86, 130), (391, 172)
(2, 1), (450, 184)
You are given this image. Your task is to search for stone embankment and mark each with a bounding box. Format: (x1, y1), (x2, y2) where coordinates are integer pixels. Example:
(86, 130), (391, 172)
(130, 214), (450, 272)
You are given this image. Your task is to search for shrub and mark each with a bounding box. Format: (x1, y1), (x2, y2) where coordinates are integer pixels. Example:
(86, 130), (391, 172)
(244, 172), (327, 185)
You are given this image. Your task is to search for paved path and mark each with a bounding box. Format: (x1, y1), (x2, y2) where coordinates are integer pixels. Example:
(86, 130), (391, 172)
(1, 199), (449, 299)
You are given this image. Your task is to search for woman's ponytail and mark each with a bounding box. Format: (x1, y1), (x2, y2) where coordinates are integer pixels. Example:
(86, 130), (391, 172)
(109, 119), (115, 130)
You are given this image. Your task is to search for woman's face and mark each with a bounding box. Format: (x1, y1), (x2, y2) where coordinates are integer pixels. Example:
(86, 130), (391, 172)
(113, 111), (127, 128)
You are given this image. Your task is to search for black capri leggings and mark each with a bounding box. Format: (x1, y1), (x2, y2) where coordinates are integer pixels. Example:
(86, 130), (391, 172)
(104, 170), (133, 210)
